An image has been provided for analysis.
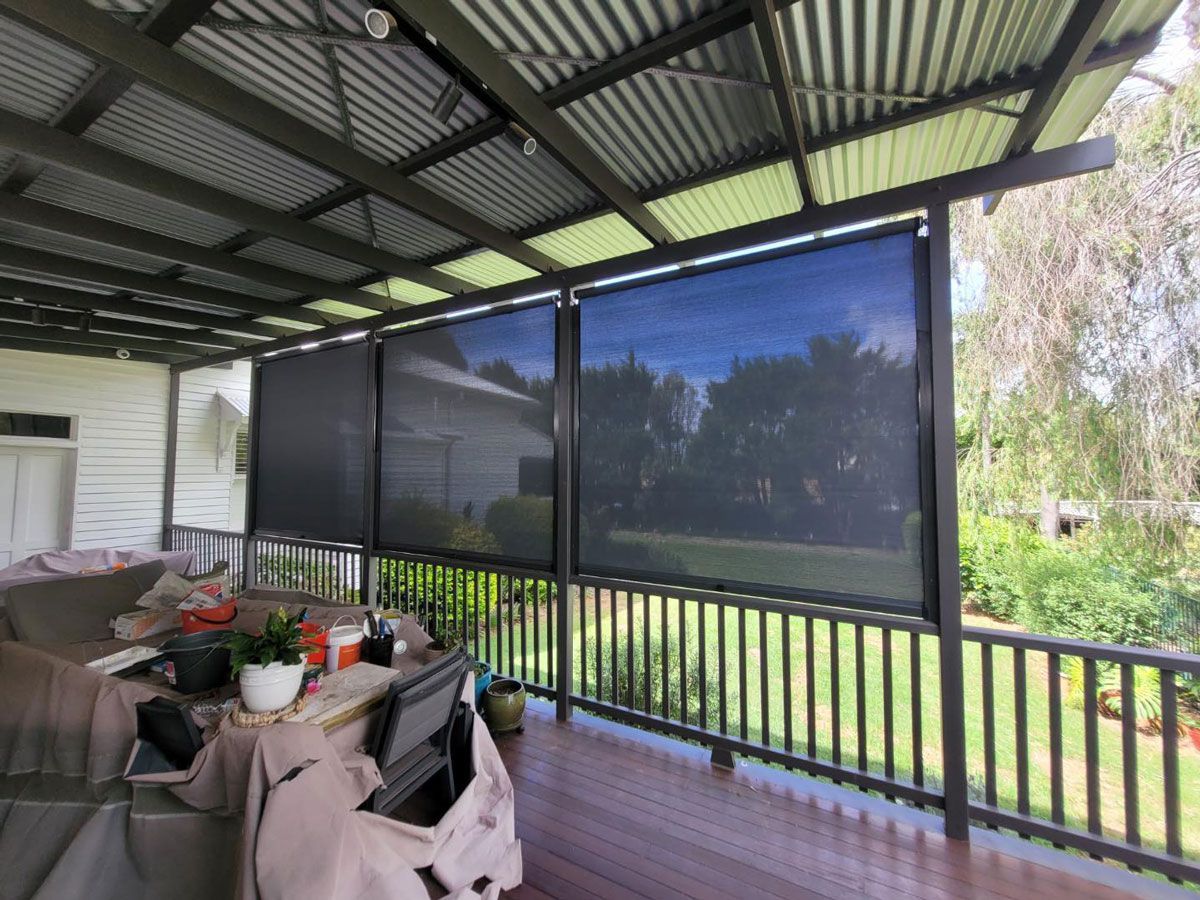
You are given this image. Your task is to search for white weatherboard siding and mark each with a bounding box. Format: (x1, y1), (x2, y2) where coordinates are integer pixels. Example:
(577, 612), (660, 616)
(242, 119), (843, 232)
(0, 349), (168, 553)
(173, 361), (251, 530)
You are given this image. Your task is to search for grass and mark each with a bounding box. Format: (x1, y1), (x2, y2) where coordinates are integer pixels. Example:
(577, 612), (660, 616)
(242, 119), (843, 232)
(611, 530), (924, 601)
(475, 589), (1200, 871)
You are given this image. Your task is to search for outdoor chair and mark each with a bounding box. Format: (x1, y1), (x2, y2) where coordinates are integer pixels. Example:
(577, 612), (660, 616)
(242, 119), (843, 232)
(367, 648), (469, 817)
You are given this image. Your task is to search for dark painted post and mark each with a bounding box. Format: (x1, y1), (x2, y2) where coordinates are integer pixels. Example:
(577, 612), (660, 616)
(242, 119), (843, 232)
(242, 361), (261, 592)
(360, 335), (380, 608)
(554, 289), (575, 721)
(161, 368), (180, 550)
(928, 202), (970, 840)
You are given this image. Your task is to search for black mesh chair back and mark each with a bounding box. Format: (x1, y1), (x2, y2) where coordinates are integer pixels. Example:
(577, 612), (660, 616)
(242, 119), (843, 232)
(369, 648), (469, 816)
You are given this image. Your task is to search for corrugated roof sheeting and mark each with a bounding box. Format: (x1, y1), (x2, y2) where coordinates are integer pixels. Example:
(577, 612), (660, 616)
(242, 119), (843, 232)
(363, 278), (449, 306)
(0, 17), (96, 122)
(85, 84), (347, 212)
(415, 135), (598, 231)
(24, 166), (246, 246)
(305, 299), (378, 319)
(0, 222), (175, 274)
(433, 251), (539, 289)
(1105, 0), (1179, 43)
(811, 102), (1019, 204)
(312, 195), (472, 261)
(176, 6), (346, 144)
(525, 212), (652, 267)
(1035, 63), (1135, 152)
(779, 0), (1075, 139)
(462, 0), (727, 91)
(179, 270), (300, 303)
(236, 237), (374, 283)
(646, 159), (802, 239)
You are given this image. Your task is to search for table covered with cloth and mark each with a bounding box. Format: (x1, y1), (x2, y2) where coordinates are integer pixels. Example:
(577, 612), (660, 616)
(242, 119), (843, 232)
(0, 615), (521, 898)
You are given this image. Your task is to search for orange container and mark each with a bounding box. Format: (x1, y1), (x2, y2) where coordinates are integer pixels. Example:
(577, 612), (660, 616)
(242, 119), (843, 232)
(300, 621), (329, 665)
(180, 599), (237, 634)
(325, 625), (362, 672)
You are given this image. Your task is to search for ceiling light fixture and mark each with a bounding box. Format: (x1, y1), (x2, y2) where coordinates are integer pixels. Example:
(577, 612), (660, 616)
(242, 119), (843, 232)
(363, 8), (396, 40)
(30, 305), (44, 326)
(506, 123), (537, 156)
(430, 77), (463, 124)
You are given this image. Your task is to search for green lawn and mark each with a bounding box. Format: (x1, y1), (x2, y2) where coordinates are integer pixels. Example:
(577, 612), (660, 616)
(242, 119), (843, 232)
(478, 590), (1199, 867)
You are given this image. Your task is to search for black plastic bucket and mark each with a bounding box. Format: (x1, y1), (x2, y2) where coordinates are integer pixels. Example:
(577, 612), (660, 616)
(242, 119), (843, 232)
(160, 630), (233, 694)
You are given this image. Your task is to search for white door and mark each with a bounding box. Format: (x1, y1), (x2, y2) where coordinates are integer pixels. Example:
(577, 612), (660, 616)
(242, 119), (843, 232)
(0, 447), (70, 567)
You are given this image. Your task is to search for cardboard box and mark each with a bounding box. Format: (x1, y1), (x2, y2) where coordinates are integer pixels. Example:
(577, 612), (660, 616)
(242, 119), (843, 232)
(112, 608), (179, 641)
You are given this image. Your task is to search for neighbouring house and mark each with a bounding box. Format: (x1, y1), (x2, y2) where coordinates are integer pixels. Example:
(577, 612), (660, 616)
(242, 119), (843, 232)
(0, 348), (248, 566)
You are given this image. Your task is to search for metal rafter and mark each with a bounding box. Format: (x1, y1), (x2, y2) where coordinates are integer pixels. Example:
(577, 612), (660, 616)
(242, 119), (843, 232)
(0, 319), (205, 358)
(176, 135), (1116, 373)
(0, 242), (336, 327)
(0, 0), (217, 195)
(0, 301), (249, 349)
(750, 0), (817, 206)
(0, 108), (478, 297)
(0, 0), (560, 273)
(984, 0), (1123, 214)
(0, 193), (394, 313)
(0, 335), (189, 365)
(385, 0), (675, 246)
(0, 275), (290, 340)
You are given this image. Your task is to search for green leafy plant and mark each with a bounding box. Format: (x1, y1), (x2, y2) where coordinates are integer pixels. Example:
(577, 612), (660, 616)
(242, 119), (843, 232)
(223, 607), (307, 678)
(1099, 665), (1163, 732)
(428, 624), (463, 653)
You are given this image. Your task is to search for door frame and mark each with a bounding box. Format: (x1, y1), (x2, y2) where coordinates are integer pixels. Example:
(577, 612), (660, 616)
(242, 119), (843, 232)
(0, 414), (80, 558)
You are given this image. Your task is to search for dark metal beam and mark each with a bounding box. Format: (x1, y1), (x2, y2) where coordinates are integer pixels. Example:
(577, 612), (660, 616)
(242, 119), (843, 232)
(0, 0), (560, 273)
(0, 275), (290, 340)
(984, 0), (1122, 214)
(0, 301), (246, 349)
(0, 108), (477, 296)
(386, 0), (674, 246)
(0, 319), (206, 358)
(0, 194), (394, 313)
(0, 0), (216, 195)
(0, 334), (188, 365)
(0, 242), (335, 326)
(750, 0), (816, 206)
(174, 134), (1115, 372)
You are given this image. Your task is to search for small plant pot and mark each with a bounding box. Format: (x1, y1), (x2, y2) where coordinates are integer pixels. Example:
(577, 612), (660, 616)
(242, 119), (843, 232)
(484, 678), (526, 734)
(239, 661), (305, 713)
(425, 640), (450, 662)
(473, 660), (493, 709)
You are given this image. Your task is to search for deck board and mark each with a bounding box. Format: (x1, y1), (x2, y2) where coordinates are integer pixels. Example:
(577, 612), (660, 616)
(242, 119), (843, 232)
(496, 701), (1141, 900)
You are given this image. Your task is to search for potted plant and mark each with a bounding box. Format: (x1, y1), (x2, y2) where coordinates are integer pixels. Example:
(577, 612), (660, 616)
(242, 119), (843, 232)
(425, 624), (462, 661)
(472, 657), (493, 709)
(484, 678), (526, 734)
(224, 608), (308, 714)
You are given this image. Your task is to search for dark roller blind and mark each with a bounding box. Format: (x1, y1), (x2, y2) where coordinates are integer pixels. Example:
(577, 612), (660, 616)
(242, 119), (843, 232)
(378, 304), (556, 566)
(577, 229), (927, 611)
(253, 342), (367, 543)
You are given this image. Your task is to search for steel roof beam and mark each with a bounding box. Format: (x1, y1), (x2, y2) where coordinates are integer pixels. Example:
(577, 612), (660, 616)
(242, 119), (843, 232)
(0, 242), (337, 327)
(0, 109), (477, 298)
(0, 0), (559, 273)
(0, 320), (202, 359)
(0, 275), (289, 340)
(0, 0), (216, 195)
(0, 194), (394, 313)
(175, 134), (1115, 373)
(0, 335), (189, 365)
(984, 0), (1122, 214)
(0, 301), (249, 349)
(385, 0), (674, 246)
(750, 0), (817, 207)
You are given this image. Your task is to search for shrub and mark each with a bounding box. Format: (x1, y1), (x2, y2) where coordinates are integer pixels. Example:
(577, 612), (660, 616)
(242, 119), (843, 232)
(1013, 547), (1161, 646)
(384, 492), (463, 548)
(901, 510), (922, 568)
(484, 495), (552, 561)
(958, 514), (1037, 621)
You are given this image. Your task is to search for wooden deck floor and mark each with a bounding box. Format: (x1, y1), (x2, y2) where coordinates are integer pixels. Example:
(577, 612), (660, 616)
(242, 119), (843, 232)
(494, 701), (1151, 900)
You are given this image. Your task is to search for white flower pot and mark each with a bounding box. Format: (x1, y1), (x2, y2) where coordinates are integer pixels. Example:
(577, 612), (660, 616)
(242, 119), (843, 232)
(238, 660), (304, 713)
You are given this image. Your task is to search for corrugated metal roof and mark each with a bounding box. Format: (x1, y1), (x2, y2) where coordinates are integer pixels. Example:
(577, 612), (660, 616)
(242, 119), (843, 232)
(179, 270), (300, 303)
(647, 160), (802, 239)
(236, 236), (374, 283)
(0, 221), (174, 274)
(24, 165), (247, 246)
(85, 84), (347, 212)
(1105, 0), (1180, 43)
(433, 251), (540, 289)
(1035, 63), (1134, 152)
(525, 212), (652, 267)
(362, 278), (450, 306)
(312, 195), (472, 261)
(414, 134), (599, 231)
(305, 299), (378, 319)
(0, 17), (96, 123)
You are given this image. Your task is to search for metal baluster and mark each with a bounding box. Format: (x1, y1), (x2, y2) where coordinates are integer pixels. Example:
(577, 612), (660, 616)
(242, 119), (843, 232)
(697, 601), (708, 730)
(782, 615), (792, 754)
(830, 620), (841, 767)
(520, 578), (528, 683)
(595, 586), (603, 701)
(580, 584), (588, 696)
(805, 617), (816, 757)
(982, 643), (997, 808)
(1048, 652), (1064, 827)
(760, 610), (770, 746)
(1015, 647), (1030, 828)
(678, 596), (687, 726)
(641, 593), (650, 713)
(473, 570), (481, 659)
(546, 578), (554, 689)
(718, 604), (728, 736)
(911, 633), (924, 788)
(1120, 663), (1140, 847)
(662, 593), (670, 720)
(1162, 670), (1181, 858)
(532, 576), (540, 685)
(855, 624), (866, 776)
(609, 588), (618, 706)
(738, 607), (748, 741)
(507, 576), (515, 679)
(1084, 658), (1101, 838)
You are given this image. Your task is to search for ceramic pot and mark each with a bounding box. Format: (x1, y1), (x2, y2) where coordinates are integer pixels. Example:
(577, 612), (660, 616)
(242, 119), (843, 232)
(239, 660), (304, 713)
(484, 678), (526, 733)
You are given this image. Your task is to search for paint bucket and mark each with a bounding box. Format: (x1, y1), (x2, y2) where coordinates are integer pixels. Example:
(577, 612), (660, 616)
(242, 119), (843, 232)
(180, 599), (238, 635)
(160, 630), (233, 694)
(325, 624), (363, 673)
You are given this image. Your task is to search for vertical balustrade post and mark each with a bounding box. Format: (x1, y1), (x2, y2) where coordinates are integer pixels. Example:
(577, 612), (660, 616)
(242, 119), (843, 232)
(360, 335), (379, 607)
(161, 369), (179, 551)
(927, 203), (969, 840)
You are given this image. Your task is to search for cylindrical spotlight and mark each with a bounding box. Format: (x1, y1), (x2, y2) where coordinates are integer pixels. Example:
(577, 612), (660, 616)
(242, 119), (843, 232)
(431, 78), (463, 124)
(364, 8), (396, 40)
(508, 124), (537, 156)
